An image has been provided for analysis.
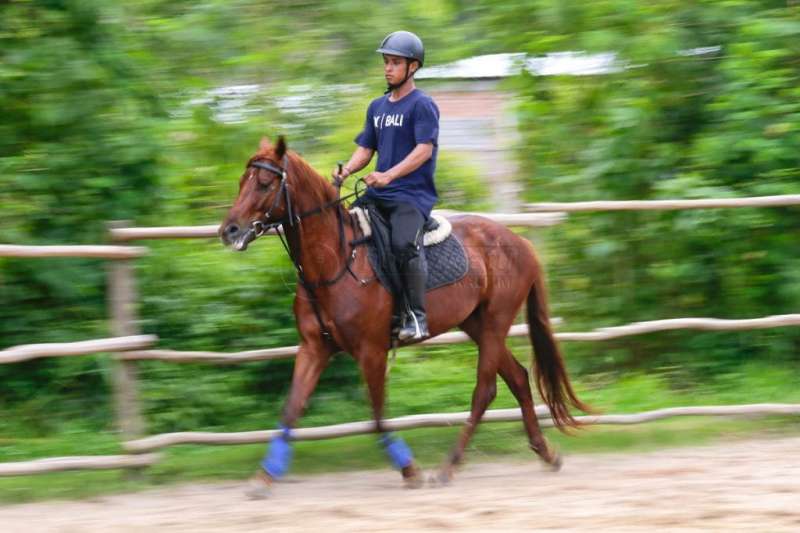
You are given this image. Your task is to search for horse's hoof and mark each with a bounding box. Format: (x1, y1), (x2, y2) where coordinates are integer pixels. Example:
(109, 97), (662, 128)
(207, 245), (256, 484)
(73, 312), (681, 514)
(244, 469), (273, 500)
(402, 463), (425, 489)
(428, 467), (454, 488)
(532, 441), (563, 472)
(545, 452), (563, 472)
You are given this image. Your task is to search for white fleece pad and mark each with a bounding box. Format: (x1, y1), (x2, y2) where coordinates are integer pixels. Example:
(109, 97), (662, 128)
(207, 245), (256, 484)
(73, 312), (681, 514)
(349, 207), (452, 246)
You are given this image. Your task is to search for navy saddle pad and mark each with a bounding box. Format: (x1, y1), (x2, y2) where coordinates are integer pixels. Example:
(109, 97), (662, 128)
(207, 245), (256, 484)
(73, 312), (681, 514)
(358, 213), (470, 294)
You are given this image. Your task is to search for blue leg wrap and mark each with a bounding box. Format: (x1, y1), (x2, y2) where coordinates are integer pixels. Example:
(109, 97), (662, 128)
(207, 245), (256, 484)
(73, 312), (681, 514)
(380, 433), (414, 470)
(261, 425), (293, 479)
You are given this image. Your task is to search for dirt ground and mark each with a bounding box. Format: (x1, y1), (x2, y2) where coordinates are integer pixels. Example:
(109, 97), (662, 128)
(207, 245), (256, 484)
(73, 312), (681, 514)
(2, 437), (799, 532)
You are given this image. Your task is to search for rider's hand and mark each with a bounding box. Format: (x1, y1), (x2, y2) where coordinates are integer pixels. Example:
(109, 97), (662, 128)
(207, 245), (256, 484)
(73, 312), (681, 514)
(364, 171), (393, 188)
(332, 165), (350, 186)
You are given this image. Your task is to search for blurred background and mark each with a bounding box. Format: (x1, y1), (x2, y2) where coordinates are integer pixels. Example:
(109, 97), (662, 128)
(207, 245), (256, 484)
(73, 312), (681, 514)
(1, 0), (799, 500)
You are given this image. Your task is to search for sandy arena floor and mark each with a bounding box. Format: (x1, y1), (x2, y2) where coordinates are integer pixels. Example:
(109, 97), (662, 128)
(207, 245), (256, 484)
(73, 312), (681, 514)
(1, 437), (799, 532)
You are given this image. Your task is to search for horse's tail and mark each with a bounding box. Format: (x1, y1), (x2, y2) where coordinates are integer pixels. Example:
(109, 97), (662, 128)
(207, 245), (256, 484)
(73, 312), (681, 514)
(526, 262), (592, 432)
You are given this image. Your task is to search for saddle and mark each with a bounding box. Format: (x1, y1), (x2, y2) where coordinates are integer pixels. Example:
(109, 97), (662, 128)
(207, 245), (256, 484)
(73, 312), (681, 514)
(349, 202), (469, 298)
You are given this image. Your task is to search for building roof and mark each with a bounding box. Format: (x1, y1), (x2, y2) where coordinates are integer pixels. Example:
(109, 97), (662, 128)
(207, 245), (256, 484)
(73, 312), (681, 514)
(417, 47), (720, 80)
(417, 51), (620, 80)
(417, 53), (526, 79)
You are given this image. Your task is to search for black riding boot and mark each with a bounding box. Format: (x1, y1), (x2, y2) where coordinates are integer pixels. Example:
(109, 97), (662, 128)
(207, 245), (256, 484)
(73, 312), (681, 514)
(397, 254), (430, 341)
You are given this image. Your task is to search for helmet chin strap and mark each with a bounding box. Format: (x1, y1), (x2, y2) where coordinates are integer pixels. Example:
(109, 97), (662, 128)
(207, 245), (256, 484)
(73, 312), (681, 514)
(385, 61), (414, 94)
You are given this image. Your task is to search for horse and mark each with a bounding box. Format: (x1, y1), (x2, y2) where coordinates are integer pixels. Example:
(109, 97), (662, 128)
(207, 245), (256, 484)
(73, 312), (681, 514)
(219, 136), (590, 496)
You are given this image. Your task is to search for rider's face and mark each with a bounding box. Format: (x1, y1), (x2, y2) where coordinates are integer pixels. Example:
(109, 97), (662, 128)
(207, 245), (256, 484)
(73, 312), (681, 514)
(383, 54), (414, 86)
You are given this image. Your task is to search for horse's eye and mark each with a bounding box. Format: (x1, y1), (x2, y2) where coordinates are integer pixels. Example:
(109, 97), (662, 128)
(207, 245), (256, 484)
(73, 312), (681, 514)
(257, 178), (275, 192)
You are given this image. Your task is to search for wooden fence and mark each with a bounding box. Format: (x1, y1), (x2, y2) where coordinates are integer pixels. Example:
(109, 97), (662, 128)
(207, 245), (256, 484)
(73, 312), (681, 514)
(110, 195), (800, 455)
(2, 195), (799, 476)
(526, 193), (800, 212)
(0, 243), (158, 475)
(123, 403), (800, 453)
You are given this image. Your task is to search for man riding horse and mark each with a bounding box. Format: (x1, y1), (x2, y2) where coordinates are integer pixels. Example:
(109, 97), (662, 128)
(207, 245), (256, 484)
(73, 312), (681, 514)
(334, 30), (438, 342)
(219, 31), (589, 499)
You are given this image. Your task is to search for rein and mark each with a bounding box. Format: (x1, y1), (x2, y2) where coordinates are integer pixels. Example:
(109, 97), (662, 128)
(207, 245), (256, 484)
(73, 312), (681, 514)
(246, 156), (371, 340)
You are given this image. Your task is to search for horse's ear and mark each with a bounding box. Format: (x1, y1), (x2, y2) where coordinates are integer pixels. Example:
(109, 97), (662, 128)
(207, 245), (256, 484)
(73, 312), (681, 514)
(275, 136), (287, 159)
(259, 137), (271, 152)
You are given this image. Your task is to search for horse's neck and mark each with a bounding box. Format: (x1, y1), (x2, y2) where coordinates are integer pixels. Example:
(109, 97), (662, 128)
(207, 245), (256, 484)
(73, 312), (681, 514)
(285, 209), (350, 285)
(283, 161), (350, 283)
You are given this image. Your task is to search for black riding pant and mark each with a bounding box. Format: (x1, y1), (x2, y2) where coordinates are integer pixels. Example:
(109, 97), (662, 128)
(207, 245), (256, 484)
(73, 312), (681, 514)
(371, 198), (426, 263)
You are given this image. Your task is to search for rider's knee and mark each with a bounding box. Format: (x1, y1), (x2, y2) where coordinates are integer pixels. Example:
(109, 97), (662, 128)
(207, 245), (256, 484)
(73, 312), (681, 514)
(393, 241), (420, 264)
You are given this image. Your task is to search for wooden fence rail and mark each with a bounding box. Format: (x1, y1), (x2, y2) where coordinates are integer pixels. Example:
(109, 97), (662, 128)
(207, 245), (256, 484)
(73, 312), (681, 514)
(0, 335), (157, 364)
(0, 244), (148, 259)
(117, 324), (544, 364)
(116, 314), (800, 364)
(124, 403), (800, 453)
(527, 194), (800, 213)
(108, 212), (566, 241)
(556, 314), (800, 341)
(0, 454), (161, 477)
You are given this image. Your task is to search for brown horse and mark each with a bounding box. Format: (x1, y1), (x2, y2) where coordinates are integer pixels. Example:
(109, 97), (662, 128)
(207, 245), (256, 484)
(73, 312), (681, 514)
(220, 137), (589, 496)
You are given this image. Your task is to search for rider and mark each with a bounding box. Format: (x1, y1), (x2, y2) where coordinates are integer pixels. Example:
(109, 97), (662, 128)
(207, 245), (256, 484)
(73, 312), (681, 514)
(334, 30), (439, 341)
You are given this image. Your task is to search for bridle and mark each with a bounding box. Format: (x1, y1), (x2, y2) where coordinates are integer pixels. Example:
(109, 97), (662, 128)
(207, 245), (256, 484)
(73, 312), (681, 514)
(248, 158), (294, 238)
(245, 156), (363, 241)
(243, 155), (373, 341)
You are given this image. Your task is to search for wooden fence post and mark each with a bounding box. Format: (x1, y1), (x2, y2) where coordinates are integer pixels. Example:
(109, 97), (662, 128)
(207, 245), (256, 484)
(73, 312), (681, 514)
(107, 221), (145, 440)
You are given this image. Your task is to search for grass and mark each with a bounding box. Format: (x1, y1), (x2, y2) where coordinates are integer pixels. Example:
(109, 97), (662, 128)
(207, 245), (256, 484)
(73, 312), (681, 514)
(1, 353), (799, 504)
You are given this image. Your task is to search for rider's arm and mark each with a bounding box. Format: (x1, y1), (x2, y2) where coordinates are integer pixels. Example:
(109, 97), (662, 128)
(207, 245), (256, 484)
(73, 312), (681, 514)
(337, 101), (378, 181)
(338, 146), (375, 179)
(382, 142), (433, 182)
(380, 96), (438, 183)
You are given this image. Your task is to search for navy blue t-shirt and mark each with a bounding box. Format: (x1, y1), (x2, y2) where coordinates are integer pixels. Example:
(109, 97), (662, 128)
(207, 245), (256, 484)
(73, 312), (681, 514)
(355, 89), (439, 217)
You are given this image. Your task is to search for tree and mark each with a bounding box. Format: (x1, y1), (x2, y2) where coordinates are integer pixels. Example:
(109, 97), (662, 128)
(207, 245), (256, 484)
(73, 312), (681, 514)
(480, 0), (800, 372)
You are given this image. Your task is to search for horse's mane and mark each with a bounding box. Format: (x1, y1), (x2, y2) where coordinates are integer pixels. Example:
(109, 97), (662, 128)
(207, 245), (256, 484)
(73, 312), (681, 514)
(286, 151), (338, 210)
(251, 145), (338, 214)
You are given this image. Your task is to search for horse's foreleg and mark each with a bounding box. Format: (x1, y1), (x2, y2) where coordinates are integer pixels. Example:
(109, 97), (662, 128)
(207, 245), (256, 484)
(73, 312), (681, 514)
(281, 347), (328, 428)
(358, 350), (423, 488)
(246, 345), (328, 499)
(498, 348), (561, 470)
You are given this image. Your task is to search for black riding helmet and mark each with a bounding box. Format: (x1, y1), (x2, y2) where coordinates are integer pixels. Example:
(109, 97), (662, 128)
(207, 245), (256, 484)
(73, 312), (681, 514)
(377, 31), (424, 93)
(376, 31), (424, 66)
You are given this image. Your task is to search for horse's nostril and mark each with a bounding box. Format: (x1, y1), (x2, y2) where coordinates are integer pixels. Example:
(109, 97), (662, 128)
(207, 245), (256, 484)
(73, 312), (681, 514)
(227, 224), (239, 235)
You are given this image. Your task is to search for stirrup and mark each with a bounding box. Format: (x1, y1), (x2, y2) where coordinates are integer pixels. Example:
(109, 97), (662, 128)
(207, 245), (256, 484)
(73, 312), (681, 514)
(398, 312), (428, 341)
(391, 312), (405, 338)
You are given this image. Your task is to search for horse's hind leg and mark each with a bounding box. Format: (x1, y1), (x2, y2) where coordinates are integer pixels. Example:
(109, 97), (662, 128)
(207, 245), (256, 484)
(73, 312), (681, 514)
(437, 325), (500, 484)
(358, 348), (424, 488)
(497, 348), (562, 470)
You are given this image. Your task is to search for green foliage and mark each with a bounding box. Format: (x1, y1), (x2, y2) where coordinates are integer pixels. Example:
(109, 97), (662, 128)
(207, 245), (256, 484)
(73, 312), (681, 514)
(487, 0), (800, 372)
(0, 1), (164, 243)
(0, 0), (492, 431)
(0, 0), (164, 421)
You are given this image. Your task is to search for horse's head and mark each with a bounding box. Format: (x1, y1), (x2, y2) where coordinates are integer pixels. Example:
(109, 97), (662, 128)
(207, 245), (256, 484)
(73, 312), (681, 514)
(219, 136), (291, 251)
